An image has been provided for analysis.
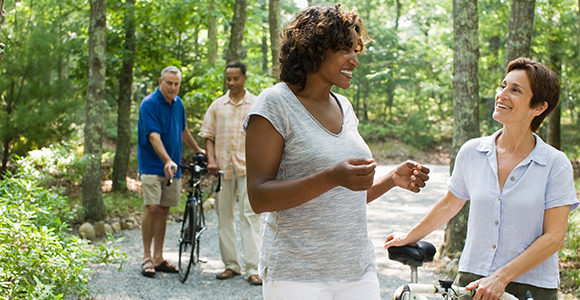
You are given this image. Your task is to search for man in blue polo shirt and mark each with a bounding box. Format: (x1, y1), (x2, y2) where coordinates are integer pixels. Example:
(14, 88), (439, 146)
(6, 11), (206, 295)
(138, 66), (204, 278)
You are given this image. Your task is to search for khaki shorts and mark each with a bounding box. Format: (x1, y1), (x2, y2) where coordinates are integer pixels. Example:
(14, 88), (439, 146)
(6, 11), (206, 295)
(141, 174), (181, 207)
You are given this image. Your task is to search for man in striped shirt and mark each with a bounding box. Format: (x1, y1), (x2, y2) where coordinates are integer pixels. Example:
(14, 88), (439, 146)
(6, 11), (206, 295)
(199, 61), (262, 285)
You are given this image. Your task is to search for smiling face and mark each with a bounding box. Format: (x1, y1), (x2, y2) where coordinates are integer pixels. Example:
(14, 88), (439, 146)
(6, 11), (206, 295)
(317, 29), (359, 90)
(225, 67), (247, 96)
(493, 69), (547, 129)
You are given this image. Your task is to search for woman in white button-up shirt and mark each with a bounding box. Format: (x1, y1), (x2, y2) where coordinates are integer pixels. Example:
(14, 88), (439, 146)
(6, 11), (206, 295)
(385, 58), (578, 300)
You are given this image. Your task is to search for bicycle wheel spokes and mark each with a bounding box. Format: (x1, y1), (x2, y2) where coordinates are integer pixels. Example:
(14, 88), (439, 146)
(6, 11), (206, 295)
(178, 202), (195, 282)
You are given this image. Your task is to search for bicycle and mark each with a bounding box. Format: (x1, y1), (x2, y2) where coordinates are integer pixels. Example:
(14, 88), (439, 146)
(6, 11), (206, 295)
(174, 153), (222, 283)
(387, 241), (530, 300)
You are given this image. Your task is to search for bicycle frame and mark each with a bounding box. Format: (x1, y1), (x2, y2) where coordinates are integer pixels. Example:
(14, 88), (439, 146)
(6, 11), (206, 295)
(183, 164), (207, 239)
(393, 281), (519, 300)
(388, 241), (525, 300)
(177, 154), (222, 283)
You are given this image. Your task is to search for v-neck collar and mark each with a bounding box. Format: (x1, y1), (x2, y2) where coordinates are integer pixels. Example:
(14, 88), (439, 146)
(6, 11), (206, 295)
(281, 82), (345, 136)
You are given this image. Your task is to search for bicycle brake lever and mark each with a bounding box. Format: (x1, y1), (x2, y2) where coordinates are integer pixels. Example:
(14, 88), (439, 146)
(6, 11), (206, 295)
(215, 170), (223, 193)
(167, 164), (177, 186)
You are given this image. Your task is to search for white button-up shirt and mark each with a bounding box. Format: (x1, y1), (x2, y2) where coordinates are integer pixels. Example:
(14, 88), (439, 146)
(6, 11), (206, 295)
(449, 130), (578, 288)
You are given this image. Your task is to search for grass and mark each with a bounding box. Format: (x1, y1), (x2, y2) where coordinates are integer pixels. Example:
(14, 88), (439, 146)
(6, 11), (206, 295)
(103, 192), (143, 218)
(558, 177), (580, 298)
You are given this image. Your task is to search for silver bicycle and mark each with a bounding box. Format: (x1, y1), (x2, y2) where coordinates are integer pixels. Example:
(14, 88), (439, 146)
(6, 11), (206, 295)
(387, 241), (530, 300)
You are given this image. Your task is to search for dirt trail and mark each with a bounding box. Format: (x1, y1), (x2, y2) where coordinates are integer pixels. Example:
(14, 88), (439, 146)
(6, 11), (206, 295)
(88, 164), (450, 300)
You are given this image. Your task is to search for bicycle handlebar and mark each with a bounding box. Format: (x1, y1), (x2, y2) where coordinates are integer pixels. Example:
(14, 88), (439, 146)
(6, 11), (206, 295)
(393, 283), (519, 300)
(178, 154), (223, 194)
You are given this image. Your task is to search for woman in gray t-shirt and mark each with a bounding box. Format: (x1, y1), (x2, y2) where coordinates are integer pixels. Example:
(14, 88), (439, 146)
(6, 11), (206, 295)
(244, 5), (430, 299)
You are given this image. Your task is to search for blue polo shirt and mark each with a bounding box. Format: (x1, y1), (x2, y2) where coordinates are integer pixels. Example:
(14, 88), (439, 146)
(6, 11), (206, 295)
(137, 87), (186, 178)
(449, 130), (578, 288)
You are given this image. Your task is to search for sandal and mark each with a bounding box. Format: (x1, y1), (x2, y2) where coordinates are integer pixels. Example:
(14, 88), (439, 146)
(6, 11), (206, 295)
(154, 260), (178, 273)
(141, 259), (155, 278)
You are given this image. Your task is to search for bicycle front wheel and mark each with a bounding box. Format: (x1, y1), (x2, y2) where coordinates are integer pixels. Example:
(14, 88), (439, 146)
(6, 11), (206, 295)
(192, 198), (203, 264)
(178, 201), (195, 282)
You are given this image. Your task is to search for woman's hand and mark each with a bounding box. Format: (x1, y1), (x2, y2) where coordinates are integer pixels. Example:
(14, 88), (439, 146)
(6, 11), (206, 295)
(392, 161), (430, 192)
(466, 275), (509, 300)
(330, 158), (376, 191)
(383, 231), (412, 249)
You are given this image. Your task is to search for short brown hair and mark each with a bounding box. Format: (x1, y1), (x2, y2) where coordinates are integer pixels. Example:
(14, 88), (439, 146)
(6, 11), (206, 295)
(279, 5), (370, 91)
(505, 58), (560, 132)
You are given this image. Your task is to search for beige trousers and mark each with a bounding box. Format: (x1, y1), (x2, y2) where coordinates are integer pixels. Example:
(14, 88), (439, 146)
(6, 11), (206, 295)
(215, 176), (262, 276)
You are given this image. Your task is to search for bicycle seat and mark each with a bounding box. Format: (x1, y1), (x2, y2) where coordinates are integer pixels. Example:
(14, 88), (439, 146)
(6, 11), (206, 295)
(388, 241), (436, 268)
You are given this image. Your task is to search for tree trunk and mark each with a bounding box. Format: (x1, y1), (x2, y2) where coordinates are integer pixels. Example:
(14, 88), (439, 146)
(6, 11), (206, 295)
(395, 0), (401, 31)
(83, 0), (106, 221)
(503, 0), (535, 67)
(443, 0), (480, 257)
(0, 80), (14, 174)
(1, 138), (10, 174)
(486, 35), (501, 133)
(225, 0), (247, 64)
(386, 0), (401, 121)
(208, 0), (217, 66)
(269, 0), (281, 79)
(112, 0), (135, 192)
(547, 104), (561, 149)
(261, 1), (268, 72)
(0, 0), (5, 62)
(546, 5), (561, 149)
(577, 0), (580, 127)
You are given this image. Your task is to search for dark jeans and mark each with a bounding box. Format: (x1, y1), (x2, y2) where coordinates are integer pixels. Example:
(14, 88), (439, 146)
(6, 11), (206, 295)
(454, 271), (558, 300)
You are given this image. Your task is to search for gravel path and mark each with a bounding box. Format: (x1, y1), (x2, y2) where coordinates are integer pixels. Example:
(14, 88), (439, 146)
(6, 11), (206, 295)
(88, 164), (449, 300)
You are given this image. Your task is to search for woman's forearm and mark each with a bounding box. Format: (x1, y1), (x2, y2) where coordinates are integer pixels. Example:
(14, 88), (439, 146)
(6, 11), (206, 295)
(406, 191), (466, 243)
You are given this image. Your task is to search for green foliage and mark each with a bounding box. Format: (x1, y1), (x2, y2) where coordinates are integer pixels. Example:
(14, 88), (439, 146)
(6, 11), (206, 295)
(103, 192), (142, 218)
(558, 176), (580, 297)
(0, 146), (126, 299)
(359, 112), (451, 150)
(0, 0), (86, 164)
(17, 140), (87, 186)
(559, 206), (580, 296)
(557, 176), (580, 297)
(561, 123), (580, 159)
(1, 0), (579, 167)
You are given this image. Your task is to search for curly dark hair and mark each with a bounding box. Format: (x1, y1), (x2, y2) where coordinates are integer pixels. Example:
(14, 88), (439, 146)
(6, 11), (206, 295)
(279, 4), (370, 91)
(505, 58), (560, 132)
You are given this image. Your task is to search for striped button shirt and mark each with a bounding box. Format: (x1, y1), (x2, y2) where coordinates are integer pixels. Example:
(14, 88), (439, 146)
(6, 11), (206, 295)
(199, 89), (256, 180)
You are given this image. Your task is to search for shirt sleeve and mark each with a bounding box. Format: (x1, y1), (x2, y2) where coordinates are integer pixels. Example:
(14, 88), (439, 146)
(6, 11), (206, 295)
(448, 142), (471, 200)
(199, 101), (217, 140)
(545, 151), (579, 211)
(244, 87), (287, 139)
(140, 100), (161, 140)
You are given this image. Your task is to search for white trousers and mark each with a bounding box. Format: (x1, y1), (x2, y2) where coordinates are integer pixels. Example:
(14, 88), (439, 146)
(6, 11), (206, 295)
(216, 176), (262, 276)
(262, 271), (380, 300)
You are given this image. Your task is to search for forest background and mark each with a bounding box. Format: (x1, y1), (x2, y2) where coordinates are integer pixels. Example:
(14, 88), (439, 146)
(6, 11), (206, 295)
(0, 0), (579, 299)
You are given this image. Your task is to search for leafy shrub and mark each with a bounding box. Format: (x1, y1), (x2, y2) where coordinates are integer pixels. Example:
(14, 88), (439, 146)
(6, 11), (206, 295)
(17, 141), (88, 188)
(0, 146), (126, 299)
(559, 203), (580, 297)
(358, 115), (449, 150)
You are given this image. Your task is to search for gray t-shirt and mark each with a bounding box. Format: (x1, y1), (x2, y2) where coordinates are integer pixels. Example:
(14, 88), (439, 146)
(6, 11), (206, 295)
(244, 82), (376, 282)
